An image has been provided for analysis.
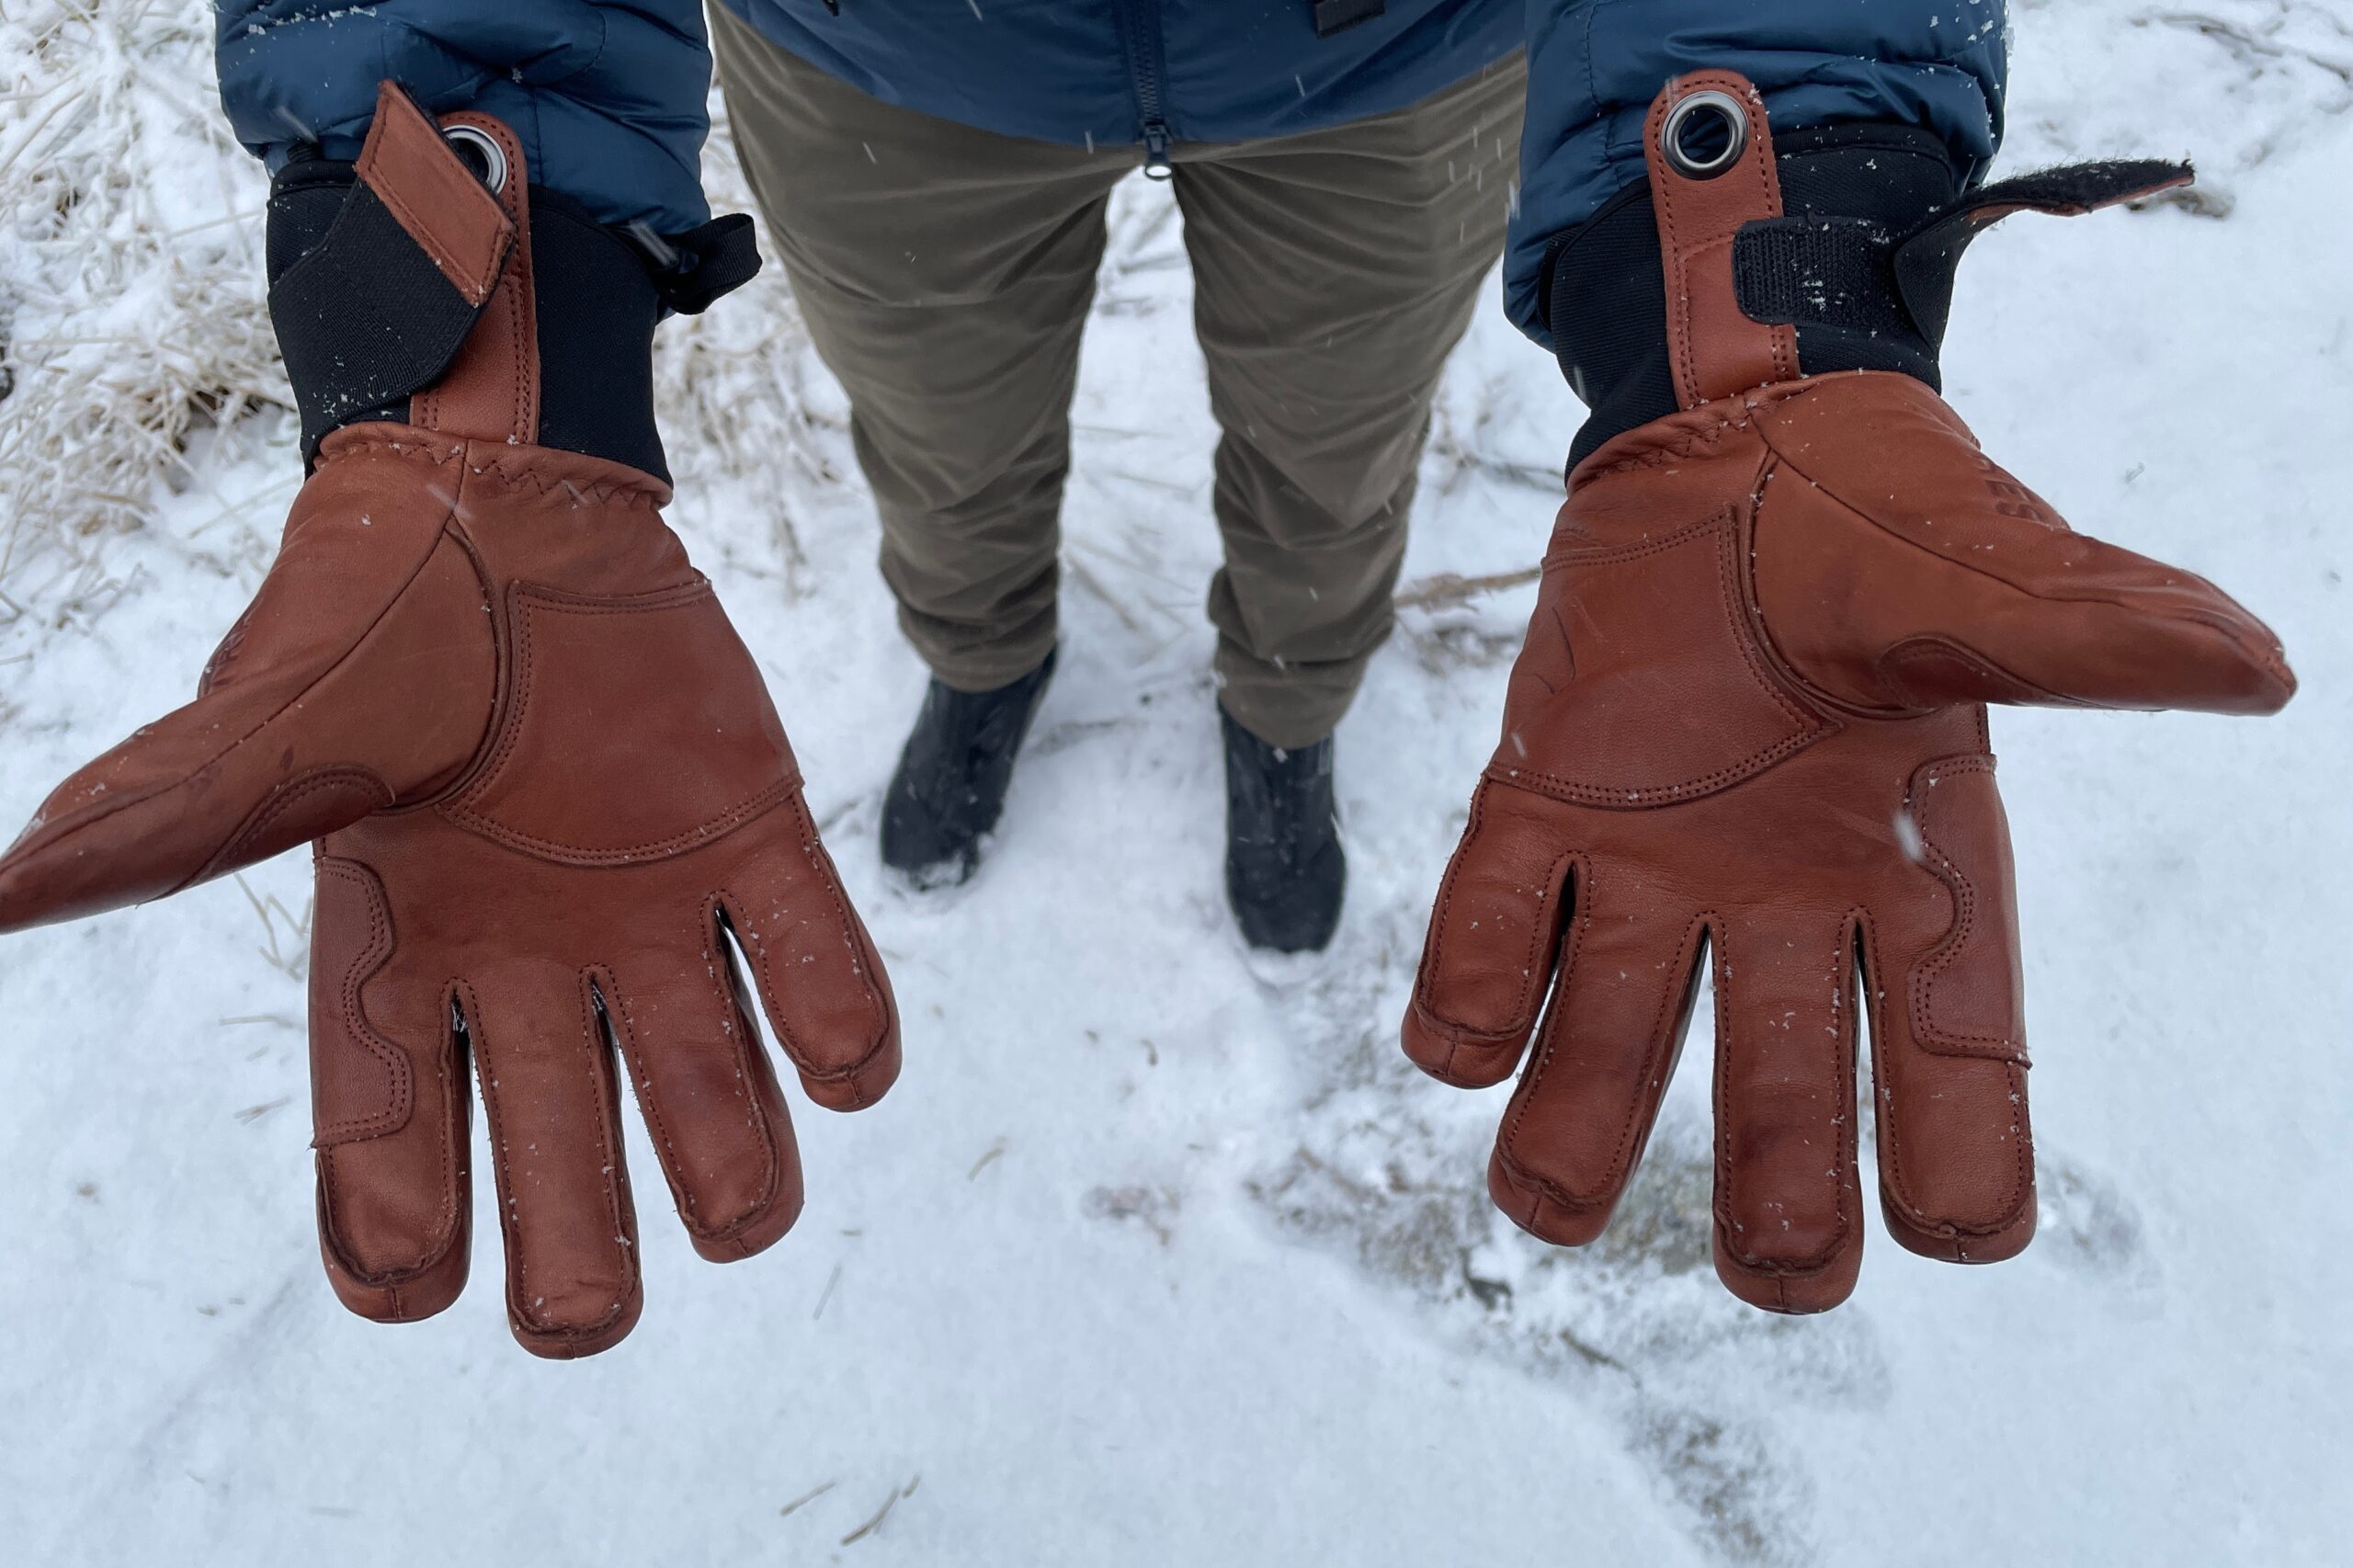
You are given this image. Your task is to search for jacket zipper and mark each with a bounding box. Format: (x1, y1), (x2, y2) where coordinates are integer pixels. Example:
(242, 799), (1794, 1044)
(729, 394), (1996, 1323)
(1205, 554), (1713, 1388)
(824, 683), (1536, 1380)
(1114, 0), (1175, 178)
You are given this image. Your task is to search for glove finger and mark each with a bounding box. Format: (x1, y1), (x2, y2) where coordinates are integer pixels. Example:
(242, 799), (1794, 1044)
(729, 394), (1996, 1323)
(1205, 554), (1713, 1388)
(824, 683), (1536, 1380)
(310, 856), (473, 1324)
(717, 794), (901, 1112)
(1485, 878), (1705, 1246)
(0, 527), (493, 932)
(459, 963), (644, 1359)
(595, 927), (807, 1265)
(1754, 375), (2295, 716)
(1865, 756), (2037, 1263)
(1403, 779), (1577, 1088)
(1709, 912), (1868, 1313)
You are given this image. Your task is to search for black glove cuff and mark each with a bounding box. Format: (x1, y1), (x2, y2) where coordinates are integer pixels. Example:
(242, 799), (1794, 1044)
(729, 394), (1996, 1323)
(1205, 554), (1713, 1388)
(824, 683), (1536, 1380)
(267, 159), (761, 483)
(1545, 125), (2190, 468)
(1545, 124), (1963, 467)
(266, 157), (476, 457)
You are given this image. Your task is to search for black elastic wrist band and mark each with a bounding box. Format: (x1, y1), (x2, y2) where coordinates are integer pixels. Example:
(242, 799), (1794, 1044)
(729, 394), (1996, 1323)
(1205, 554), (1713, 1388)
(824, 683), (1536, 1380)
(267, 165), (763, 483)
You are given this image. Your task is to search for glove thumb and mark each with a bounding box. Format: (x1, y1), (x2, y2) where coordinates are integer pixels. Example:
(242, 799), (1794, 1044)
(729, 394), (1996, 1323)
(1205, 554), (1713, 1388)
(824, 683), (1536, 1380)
(0, 499), (494, 932)
(1750, 375), (2295, 717)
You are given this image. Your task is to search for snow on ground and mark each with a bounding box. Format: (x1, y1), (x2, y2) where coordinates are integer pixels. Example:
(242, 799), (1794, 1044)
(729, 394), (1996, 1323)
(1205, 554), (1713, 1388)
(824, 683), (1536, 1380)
(2, 5), (2347, 1564)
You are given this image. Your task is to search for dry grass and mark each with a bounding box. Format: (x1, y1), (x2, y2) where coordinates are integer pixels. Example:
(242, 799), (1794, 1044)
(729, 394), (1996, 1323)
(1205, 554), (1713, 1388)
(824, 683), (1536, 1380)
(0, 0), (283, 624)
(0, 5), (823, 625)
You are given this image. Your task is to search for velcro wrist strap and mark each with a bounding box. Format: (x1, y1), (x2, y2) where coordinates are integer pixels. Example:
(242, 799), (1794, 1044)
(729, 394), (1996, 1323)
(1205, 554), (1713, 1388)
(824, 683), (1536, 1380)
(1549, 77), (2192, 469)
(631, 213), (764, 317)
(267, 83), (516, 463)
(1881, 159), (2192, 348)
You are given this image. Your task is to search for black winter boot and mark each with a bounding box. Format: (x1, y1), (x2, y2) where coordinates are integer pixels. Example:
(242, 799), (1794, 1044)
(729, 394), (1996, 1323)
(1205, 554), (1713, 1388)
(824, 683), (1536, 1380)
(1222, 707), (1346, 953)
(881, 650), (1056, 887)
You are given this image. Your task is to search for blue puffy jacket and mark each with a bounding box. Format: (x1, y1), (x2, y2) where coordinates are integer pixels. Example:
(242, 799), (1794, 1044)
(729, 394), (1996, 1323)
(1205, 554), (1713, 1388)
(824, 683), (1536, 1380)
(213, 1), (2007, 348)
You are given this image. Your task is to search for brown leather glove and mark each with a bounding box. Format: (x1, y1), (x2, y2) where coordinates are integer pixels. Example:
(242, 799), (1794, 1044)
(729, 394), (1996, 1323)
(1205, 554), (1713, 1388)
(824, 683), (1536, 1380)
(1403, 74), (2294, 1312)
(0, 90), (896, 1357)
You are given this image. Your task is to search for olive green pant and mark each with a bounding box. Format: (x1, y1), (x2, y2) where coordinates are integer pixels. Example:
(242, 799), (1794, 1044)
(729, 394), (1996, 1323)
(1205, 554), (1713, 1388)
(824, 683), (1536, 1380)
(713, 7), (1524, 747)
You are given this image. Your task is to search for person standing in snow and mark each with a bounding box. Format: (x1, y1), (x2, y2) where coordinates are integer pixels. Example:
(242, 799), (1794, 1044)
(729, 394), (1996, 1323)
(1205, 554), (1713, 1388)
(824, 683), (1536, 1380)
(0, 1), (2292, 1351)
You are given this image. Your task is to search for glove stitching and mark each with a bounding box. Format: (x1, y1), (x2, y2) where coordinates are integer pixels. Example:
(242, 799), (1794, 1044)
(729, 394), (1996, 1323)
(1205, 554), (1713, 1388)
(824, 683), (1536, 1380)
(1485, 516), (1834, 806)
(1497, 909), (1710, 1216)
(1711, 919), (1858, 1277)
(1573, 378), (1852, 487)
(798, 820), (897, 1094)
(1652, 75), (1799, 408)
(355, 97), (510, 306)
(187, 767), (393, 895)
(1652, 99), (1700, 408)
(470, 976), (634, 1344)
(1532, 505), (1732, 567)
(1877, 638), (2070, 708)
(457, 790), (797, 866)
(319, 431), (665, 510)
(1412, 782), (1574, 1049)
(1905, 756), (2026, 1059)
(367, 159), (506, 311)
(451, 454), (663, 509)
(553, 967), (639, 1336)
(1755, 398), (2256, 620)
(594, 966), (699, 1224)
(1861, 905), (2034, 1242)
(606, 937), (784, 1242)
(413, 113), (535, 444)
(6, 525), (464, 865)
(313, 858), (414, 1145)
(1578, 404), (1755, 483)
(198, 596), (262, 695)
(313, 968), (463, 1294)
(315, 1029), (464, 1294)
(449, 586), (799, 862)
(719, 801), (894, 1101)
(692, 903), (789, 1233)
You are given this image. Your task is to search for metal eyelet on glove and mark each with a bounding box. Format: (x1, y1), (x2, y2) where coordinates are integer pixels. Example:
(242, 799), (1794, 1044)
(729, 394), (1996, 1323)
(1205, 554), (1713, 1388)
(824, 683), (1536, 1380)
(1659, 88), (1748, 180)
(442, 124), (507, 194)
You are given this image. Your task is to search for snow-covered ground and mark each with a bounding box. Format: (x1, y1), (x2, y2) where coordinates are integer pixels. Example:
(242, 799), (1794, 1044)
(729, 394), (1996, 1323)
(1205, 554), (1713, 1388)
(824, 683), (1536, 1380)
(2, 5), (2347, 1564)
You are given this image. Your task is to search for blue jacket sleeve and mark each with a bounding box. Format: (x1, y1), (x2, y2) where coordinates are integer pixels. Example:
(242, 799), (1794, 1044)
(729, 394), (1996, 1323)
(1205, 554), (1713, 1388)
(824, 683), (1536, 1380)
(214, 1), (715, 233)
(1509, 0), (2009, 349)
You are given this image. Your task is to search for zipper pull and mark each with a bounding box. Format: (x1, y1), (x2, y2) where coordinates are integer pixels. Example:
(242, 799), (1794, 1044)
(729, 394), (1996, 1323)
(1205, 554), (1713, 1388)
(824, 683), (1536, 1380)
(1142, 120), (1174, 181)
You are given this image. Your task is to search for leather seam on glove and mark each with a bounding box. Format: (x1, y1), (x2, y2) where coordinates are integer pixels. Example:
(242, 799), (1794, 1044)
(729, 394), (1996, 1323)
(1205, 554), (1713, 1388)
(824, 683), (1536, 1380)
(324, 429), (667, 509)
(1578, 403), (1757, 484)
(598, 951), (788, 1241)
(1649, 74), (1800, 408)
(1711, 914), (1859, 1280)
(1483, 515), (1837, 808)
(1539, 501), (1732, 567)
(1569, 379), (1841, 486)
(465, 972), (638, 1344)
(352, 89), (512, 305)
(314, 988), (466, 1291)
(310, 857), (414, 1144)
(317, 1133), (465, 1292)
(1410, 785), (1574, 1051)
(1499, 909), (1710, 1211)
(185, 767), (396, 894)
(1904, 756), (2029, 1062)
(409, 110), (540, 449)
(1757, 415), (2153, 612)
(0, 508), (469, 877)
(1862, 896), (2035, 1244)
(446, 788), (801, 864)
(444, 584), (801, 863)
(720, 814), (898, 1106)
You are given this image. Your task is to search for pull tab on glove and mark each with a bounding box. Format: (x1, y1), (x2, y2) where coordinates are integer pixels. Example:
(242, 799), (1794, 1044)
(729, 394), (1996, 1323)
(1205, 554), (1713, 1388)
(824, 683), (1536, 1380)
(0, 85), (896, 1358)
(1404, 73), (2293, 1313)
